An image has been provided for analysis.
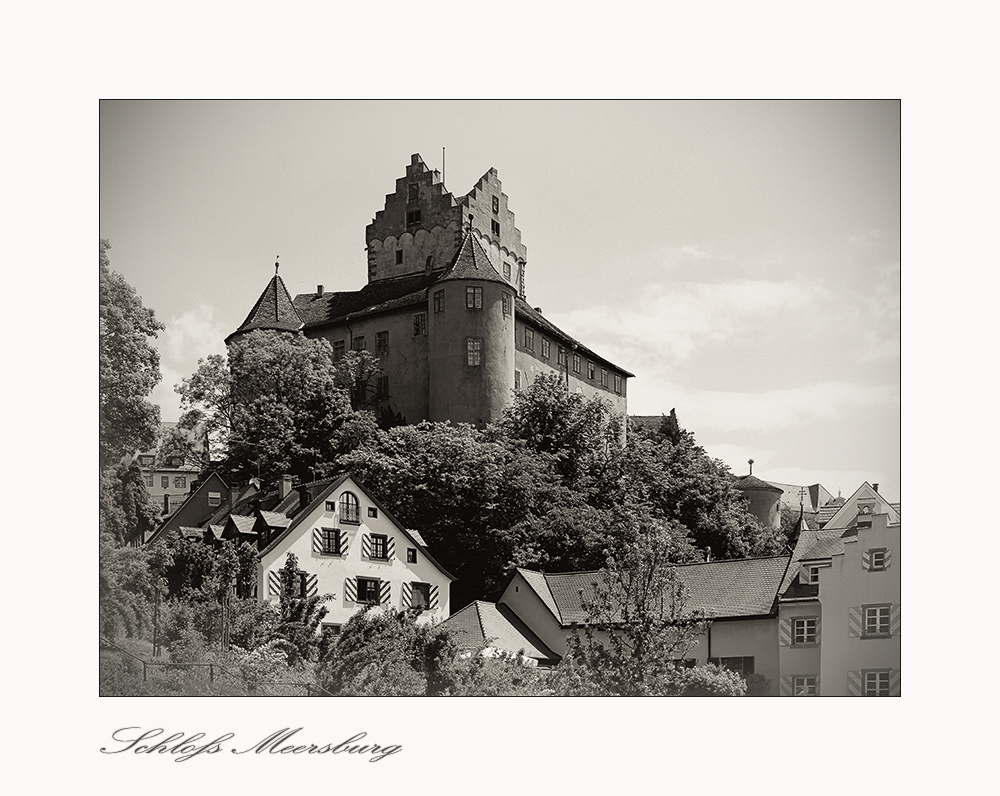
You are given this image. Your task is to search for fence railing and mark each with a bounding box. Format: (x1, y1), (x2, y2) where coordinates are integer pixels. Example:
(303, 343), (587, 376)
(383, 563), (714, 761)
(99, 636), (334, 696)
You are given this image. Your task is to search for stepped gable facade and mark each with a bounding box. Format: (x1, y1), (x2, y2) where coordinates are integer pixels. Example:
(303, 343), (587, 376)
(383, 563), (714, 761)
(228, 154), (632, 429)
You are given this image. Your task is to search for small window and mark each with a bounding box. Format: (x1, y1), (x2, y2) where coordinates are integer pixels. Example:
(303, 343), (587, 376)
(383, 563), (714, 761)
(352, 335), (366, 351)
(321, 528), (340, 555)
(411, 582), (431, 610)
(322, 622), (342, 636)
(370, 533), (389, 560)
(558, 347), (567, 366)
(467, 337), (482, 366)
(375, 330), (388, 354)
(434, 289), (445, 313)
(864, 670), (891, 696)
(793, 617), (818, 645)
(601, 368), (608, 387)
(139, 455), (154, 467)
(491, 219), (501, 236)
(541, 339), (550, 359)
(395, 249), (403, 265)
(406, 209), (421, 226)
(407, 548), (417, 564)
(863, 605), (891, 637)
(356, 577), (380, 604)
(502, 293), (511, 317)
(588, 361), (595, 380)
(408, 183), (419, 202)
(805, 565), (821, 584)
(413, 312), (427, 336)
(573, 353), (581, 374)
(492, 195), (500, 214)
(325, 500), (336, 512)
(333, 340), (345, 360)
(339, 492), (361, 524)
(368, 507), (378, 518)
(144, 474), (154, 487)
(466, 286), (483, 309)
(614, 373), (622, 394)
(161, 476), (169, 489)
(869, 549), (887, 571)
(208, 491), (221, 507)
(503, 262), (511, 280)
(375, 376), (389, 398)
(794, 676), (817, 696)
(524, 327), (534, 350)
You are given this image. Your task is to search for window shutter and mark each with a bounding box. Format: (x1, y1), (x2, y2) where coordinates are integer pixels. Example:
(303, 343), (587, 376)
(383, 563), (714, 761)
(305, 573), (318, 598)
(361, 533), (372, 558)
(401, 582), (413, 608)
(862, 550), (872, 571)
(386, 536), (396, 560)
(379, 580), (391, 604)
(312, 529), (323, 554)
(267, 571), (281, 597)
(815, 676), (820, 696)
(889, 670), (901, 696)
(847, 671), (862, 696)
(890, 604), (901, 636)
(778, 617), (792, 646)
(429, 584), (440, 610)
(780, 676), (792, 696)
(799, 565), (811, 584)
(339, 529), (350, 555)
(815, 616), (821, 646)
(344, 577), (357, 603)
(884, 548), (893, 569)
(848, 607), (862, 637)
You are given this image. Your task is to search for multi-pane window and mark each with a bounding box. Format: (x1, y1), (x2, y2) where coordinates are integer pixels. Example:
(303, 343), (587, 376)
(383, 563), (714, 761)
(870, 549), (887, 570)
(333, 339), (345, 360)
(375, 330), (388, 354)
(370, 534), (388, 560)
(614, 373), (622, 394)
(406, 209), (421, 226)
(601, 368), (609, 387)
(491, 219), (501, 236)
(434, 289), (445, 313)
(174, 476), (186, 489)
(413, 313), (427, 336)
(357, 577), (380, 604)
(805, 565), (821, 584)
(407, 548), (417, 564)
(864, 670), (890, 696)
(503, 262), (511, 281)
(161, 476), (169, 489)
(325, 500), (336, 512)
(708, 656), (755, 675)
(864, 605), (891, 637)
(541, 339), (550, 359)
(466, 286), (483, 309)
(411, 582), (431, 609)
(321, 528), (340, 555)
(558, 347), (567, 366)
(352, 335), (366, 351)
(492, 195), (500, 214)
(375, 376), (389, 398)
(524, 328), (534, 350)
(339, 492), (361, 524)
(502, 293), (511, 317)
(467, 337), (482, 366)
(573, 353), (581, 374)
(144, 474), (154, 487)
(794, 676), (818, 696)
(208, 491), (221, 507)
(793, 617), (818, 645)
(588, 361), (595, 380)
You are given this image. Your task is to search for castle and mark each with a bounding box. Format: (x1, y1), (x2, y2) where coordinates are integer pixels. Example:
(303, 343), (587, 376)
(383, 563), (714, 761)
(227, 154), (632, 428)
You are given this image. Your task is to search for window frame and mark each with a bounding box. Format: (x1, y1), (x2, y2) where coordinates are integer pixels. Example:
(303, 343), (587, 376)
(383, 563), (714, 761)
(352, 335), (366, 351)
(862, 604), (891, 638)
(433, 289), (445, 313)
(467, 337), (482, 367)
(367, 507), (378, 518)
(339, 492), (361, 525)
(406, 209), (421, 226)
(408, 183), (419, 202)
(332, 339), (345, 360)
(573, 353), (581, 374)
(793, 676), (818, 696)
(410, 581), (431, 610)
(524, 327), (534, 350)
(614, 373), (622, 394)
(413, 312), (428, 336)
(395, 249), (403, 265)
(541, 338), (550, 359)
(370, 533), (389, 561)
(503, 262), (511, 281)
(492, 195), (500, 214)
(160, 476), (169, 489)
(208, 491), (221, 507)
(407, 548), (417, 564)
(863, 669), (891, 696)
(868, 548), (887, 571)
(588, 361), (595, 380)
(375, 330), (389, 354)
(601, 368), (609, 387)
(466, 286), (483, 310)
(321, 527), (341, 555)
(502, 292), (511, 317)
(491, 219), (501, 236)
(375, 375), (389, 398)
(356, 576), (380, 605)
(792, 616), (818, 646)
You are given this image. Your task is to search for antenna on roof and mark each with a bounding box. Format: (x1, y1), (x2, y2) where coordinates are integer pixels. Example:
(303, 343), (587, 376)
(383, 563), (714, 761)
(275, 255), (280, 275)
(442, 147), (446, 186)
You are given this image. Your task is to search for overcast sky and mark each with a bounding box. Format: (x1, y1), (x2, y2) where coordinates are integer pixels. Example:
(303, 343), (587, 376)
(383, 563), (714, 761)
(100, 100), (900, 500)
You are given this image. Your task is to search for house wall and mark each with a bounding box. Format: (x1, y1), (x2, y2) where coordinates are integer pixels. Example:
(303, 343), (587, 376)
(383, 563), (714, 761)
(778, 601), (823, 695)
(497, 572), (569, 656)
(820, 514), (901, 695)
(702, 617), (780, 695)
(150, 473), (230, 544)
(258, 477), (452, 628)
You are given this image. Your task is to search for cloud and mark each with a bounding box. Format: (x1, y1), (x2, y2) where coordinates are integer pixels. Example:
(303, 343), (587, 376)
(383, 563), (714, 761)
(151, 304), (230, 420)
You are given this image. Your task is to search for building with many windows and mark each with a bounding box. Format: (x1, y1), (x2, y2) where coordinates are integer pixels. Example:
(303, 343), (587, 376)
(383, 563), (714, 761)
(227, 154), (632, 429)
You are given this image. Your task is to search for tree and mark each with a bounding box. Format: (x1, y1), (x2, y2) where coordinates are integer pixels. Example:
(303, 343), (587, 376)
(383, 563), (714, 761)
(272, 553), (334, 665)
(175, 330), (380, 485)
(99, 239), (164, 471)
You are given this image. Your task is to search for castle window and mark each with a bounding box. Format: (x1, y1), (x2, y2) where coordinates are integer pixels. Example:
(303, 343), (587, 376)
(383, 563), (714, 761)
(333, 339), (345, 360)
(492, 195), (500, 214)
(467, 337), (482, 366)
(413, 312), (427, 336)
(144, 474), (153, 487)
(491, 219), (501, 236)
(368, 507), (378, 518)
(588, 361), (595, 380)
(573, 353), (581, 374)
(339, 492), (361, 524)
(541, 339), (550, 359)
(406, 209), (421, 226)
(434, 289), (445, 313)
(504, 262), (511, 281)
(614, 373), (622, 394)
(174, 476), (187, 489)
(558, 347), (567, 366)
(410, 582), (431, 609)
(524, 328), (534, 350)
(352, 336), (366, 351)
(375, 331), (388, 354)
(408, 183), (419, 202)
(466, 286), (482, 309)
(208, 491), (221, 507)
(375, 376), (389, 398)
(502, 293), (511, 317)
(601, 368), (608, 387)
(395, 249), (403, 265)
(370, 533), (389, 560)
(866, 549), (887, 571)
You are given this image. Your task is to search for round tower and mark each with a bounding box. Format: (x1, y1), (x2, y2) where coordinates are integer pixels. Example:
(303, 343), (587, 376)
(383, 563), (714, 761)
(735, 472), (783, 530)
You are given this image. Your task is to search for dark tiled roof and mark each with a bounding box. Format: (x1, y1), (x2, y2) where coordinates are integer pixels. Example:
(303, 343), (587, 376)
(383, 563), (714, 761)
(780, 528), (843, 595)
(437, 233), (508, 285)
(442, 601), (558, 662)
(292, 274), (437, 329)
(227, 274), (304, 343)
(229, 514), (256, 535)
(800, 537), (846, 560)
(735, 474), (784, 493)
(816, 505), (841, 526)
(781, 580), (819, 601)
(259, 510), (291, 529)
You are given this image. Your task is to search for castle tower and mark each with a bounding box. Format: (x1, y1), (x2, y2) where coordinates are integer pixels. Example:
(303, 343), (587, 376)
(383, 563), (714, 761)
(225, 263), (304, 346)
(428, 228), (516, 427)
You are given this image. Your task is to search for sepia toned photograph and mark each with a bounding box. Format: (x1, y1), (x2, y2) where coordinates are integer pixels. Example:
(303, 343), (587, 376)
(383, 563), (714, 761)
(99, 100), (900, 698)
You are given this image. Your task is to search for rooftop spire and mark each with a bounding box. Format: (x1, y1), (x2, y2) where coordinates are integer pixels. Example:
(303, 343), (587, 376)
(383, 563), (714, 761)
(275, 255), (280, 275)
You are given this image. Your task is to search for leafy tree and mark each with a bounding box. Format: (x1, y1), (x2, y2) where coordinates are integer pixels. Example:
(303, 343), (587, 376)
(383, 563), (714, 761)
(99, 461), (161, 544)
(99, 533), (169, 640)
(99, 239), (164, 471)
(272, 553), (334, 665)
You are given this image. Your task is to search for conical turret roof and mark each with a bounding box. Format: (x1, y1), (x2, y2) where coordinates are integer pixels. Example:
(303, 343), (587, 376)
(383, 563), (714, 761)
(226, 272), (304, 344)
(438, 230), (509, 285)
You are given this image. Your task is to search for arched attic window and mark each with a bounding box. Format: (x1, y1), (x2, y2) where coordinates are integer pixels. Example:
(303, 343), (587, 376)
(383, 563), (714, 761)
(339, 492), (361, 524)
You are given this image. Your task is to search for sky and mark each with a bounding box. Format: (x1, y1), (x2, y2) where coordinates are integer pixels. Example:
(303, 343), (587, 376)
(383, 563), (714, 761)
(99, 100), (900, 501)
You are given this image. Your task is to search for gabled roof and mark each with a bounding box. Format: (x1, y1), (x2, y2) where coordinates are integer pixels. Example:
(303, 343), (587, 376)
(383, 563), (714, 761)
(514, 556), (790, 627)
(823, 482), (900, 529)
(779, 526), (844, 596)
(145, 471), (231, 545)
(226, 273), (304, 343)
(442, 601), (559, 663)
(437, 232), (508, 285)
(226, 514), (256, 536)
(258, 510), (291, 529)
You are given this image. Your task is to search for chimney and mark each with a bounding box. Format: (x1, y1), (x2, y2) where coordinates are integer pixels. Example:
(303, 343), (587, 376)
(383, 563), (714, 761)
(297, 485), (312, 514)
(279, 474), (293, 500)
(873, 483), (879, 493)
(163, 494), (170, 515)
(316, 285), (324, 297)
